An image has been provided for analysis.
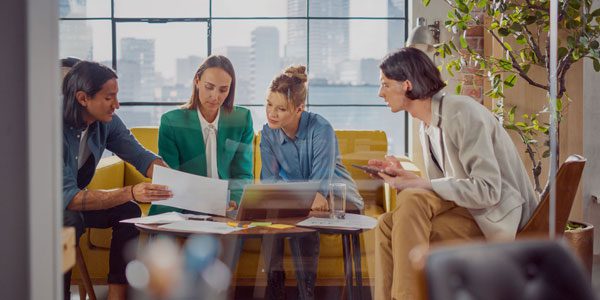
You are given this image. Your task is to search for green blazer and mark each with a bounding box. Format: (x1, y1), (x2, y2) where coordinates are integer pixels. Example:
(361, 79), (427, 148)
(149, 106), (254, 215)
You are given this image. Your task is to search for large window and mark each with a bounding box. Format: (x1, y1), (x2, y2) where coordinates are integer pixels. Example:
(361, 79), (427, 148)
(59, 0), (408, 155)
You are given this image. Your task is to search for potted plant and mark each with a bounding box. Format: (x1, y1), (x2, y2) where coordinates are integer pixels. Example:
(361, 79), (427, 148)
(565, 220), (594, 278)
(421, 0), (599, 270)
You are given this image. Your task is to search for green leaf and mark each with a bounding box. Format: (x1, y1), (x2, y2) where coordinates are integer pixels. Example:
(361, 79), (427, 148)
(505, 124), (519, 131)
(558, 47), (568, 59)
(516, 122), (527, 127)
(503, 74), (517, 87)
(498, 59), (512, 70)
(458, 2), (469, 13)
(508, 106), (516, 123)
(567, 36), (576, 48)
(460, 33), (468, 48)
(591, 8), (600, 17)
(510, 23), (522, 32)
(593, 58), (600, 72)
(477, 0), (486, 9)
(423, 0), (431, 6)
(455, 83), (463, 94)
(448, 40), (458, 52)
(503, 42), (513, 51)
(557, 98), (563, 111)
(525, 15), (537, 25)
(498, 27), (510, 36)
(542, 150), (551, 158)
(516, 35), (527, 45)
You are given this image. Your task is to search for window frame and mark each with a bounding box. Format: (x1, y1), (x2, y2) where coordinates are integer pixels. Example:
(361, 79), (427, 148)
(59, 0), (409, 155)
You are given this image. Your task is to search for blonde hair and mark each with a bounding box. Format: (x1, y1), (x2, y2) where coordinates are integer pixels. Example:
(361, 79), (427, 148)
(268, 65), (308, 108)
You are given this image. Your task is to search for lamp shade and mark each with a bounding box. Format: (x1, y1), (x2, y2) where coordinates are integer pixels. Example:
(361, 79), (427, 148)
(406, 17), (437, 52)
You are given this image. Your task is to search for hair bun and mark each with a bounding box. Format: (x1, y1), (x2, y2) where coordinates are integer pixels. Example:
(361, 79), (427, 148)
(283, 65), (307, 84)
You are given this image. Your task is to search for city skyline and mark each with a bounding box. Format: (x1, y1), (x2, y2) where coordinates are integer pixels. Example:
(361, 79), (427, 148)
(59, 0), (408, 154)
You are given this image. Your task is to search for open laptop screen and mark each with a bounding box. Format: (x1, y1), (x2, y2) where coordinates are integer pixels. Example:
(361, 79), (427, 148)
(234, 181), (320, 221)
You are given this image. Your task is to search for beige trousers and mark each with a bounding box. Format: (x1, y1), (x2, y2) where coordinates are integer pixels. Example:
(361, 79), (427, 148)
(374, 188), (484, 300)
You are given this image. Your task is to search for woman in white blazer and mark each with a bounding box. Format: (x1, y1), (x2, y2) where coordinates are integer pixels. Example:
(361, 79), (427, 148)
(369, 47), (538, 300)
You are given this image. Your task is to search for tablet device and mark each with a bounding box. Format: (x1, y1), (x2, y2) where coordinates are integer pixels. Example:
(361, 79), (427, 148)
(351, 164), (395, 178)
(235, 182), (320, 221)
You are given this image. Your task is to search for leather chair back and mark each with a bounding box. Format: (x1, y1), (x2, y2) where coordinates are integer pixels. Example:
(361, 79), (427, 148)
(518, 155), (586, 238)
(420, 240), (595, 300)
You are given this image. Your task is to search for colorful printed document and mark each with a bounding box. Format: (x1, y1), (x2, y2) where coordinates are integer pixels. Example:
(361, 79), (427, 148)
(158, 220), (244, 234)
(152, 165), (229, 216)
(296, 213), (377, 229)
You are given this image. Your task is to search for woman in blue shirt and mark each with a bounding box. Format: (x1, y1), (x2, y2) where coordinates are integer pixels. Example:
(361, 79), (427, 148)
(260, 65), (363, 299)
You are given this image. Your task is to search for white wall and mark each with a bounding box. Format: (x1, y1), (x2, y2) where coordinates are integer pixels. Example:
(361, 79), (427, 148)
(408, 0), (460, 167)
(28, 0), (62, 298)
(0, 0), (60, 299)
(584, 0), (600, 253)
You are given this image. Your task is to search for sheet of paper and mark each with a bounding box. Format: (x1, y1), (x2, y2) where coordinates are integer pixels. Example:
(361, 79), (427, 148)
(269, 224), (295, 229)
(296, 213), (377, 229)
(120, 212), (186, 224)
(152, 165), (229, 216)
(158, 220), (244, 234)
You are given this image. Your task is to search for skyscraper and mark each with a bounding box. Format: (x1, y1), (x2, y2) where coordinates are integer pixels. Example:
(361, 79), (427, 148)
(251, 27), (280, 103)
(387, 0), (406, 52)
(118, 38), (156, 102)
(176, 55), (203, 87)
(59, 0), (93, 60)
(286, 0), (349, 82)
(219, 47), (252, 103)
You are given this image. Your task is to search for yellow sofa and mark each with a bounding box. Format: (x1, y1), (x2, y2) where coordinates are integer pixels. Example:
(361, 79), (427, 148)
(73, 127), (420, 287)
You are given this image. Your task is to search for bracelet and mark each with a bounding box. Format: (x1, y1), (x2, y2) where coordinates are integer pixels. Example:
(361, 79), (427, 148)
(131, 184), (137, 201)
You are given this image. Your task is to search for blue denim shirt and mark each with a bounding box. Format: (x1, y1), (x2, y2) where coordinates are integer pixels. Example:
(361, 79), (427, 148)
(260, 111), (363, 210)
(63, 114), (159, 209)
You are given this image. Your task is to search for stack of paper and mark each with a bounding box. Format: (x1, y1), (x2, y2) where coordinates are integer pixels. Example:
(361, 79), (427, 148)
(120, 212), (187, 224)
(120, 212), (212, 225)
(296, 213), (377, 229)
(152, 165), (229, 216)
(158, 220), (244, 234)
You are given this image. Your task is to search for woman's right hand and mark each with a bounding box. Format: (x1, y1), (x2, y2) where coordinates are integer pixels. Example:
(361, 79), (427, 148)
(132, 183), (173, 203)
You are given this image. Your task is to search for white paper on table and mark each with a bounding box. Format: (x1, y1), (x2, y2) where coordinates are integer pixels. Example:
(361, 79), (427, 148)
(120, 212), (186, 224)
(120, 212), (212, 224)
(158, 220), (243, 234)
(296, 213), (377, 229)
(152, 165), (228, 216)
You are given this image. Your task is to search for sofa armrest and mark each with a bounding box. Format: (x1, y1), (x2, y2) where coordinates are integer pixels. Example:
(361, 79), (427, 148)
(87, 156), (125, 190)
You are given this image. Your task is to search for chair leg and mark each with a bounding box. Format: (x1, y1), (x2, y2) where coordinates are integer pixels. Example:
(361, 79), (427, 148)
(75, 246), (97, 300)
(78, 284), (86, 300)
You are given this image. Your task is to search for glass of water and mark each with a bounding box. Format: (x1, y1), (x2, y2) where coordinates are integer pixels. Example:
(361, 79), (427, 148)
(328, 183), (346, 219)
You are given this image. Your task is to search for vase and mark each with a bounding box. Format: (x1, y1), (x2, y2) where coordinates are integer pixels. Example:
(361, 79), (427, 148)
(563, 220), (594, 280)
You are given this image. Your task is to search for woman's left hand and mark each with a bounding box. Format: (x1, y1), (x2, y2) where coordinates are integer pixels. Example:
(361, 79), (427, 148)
(311, 193), (329, 211)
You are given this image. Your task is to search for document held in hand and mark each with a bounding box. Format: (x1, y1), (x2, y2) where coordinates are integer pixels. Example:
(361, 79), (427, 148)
(152, 165), (229, 216)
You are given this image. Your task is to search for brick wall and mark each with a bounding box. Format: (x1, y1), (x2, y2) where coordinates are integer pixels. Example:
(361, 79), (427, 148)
(460, 10), (485, 103)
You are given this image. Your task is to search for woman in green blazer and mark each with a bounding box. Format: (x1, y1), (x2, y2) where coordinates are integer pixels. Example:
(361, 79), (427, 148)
(149, 55), (254, 215)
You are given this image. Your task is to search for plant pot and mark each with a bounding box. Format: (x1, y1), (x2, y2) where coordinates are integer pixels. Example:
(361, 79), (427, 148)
(563, 220), (594, 279)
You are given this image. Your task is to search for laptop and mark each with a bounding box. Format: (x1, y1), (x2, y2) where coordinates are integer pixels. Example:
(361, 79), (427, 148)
(230, 181), (321, 221)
